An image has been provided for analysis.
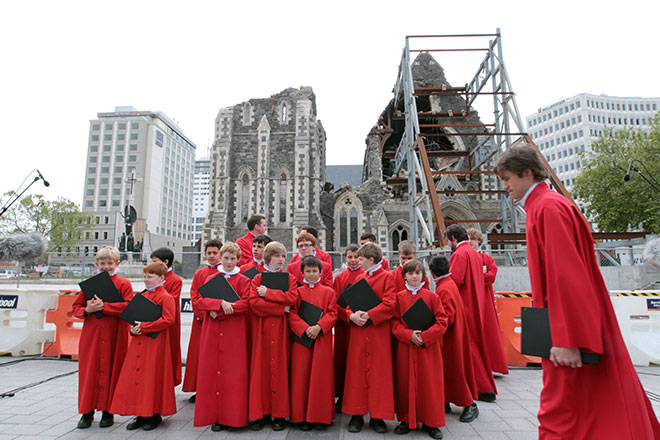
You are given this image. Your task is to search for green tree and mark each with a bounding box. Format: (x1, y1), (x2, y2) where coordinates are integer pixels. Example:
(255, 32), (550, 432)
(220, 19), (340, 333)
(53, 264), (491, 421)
(0, 193), (89, 251)
(573, 113), (660, 233)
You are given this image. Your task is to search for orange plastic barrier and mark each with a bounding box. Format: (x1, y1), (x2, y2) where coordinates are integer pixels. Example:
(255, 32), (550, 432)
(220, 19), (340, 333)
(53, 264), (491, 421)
(44, 291), (84, 359)
(495, 292), (542, 367)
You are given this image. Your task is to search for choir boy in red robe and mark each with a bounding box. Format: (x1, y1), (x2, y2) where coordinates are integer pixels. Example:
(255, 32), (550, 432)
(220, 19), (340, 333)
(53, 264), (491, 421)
(248, 241), (298, 431)
(466, 228), (508, 375)
(494, 141), (660, 439)
(429, 256), (479, 423)
(240, 234), (271, 274)
(446, 224), (497, 402)
(342, 242), (395, 433)
(182, 239), (223, 401)
(289, 256), (338, 430)
(72, 246), (133, 429)
(332, 243), (363, 411)
(150, 247), (183, 386)
(388, 240), (430, 292)
(194, 242), (250, 431)
(391, 260), (448, 439)
(289, 226), (333, 268)
(110, 262), (176, 431)
(360, 232), (390, 270)
(287, 232), (333, 288)
(236, 214), (268, 267)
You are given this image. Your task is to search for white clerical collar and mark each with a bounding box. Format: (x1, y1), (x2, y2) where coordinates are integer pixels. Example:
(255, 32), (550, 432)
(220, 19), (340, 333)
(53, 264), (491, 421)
(253, 257), (264, 265)
(303, 278), (321, 288)
(167, 267), (173, 273)
(365, 261), (382, 276)
(456, 241), (470, 249)
(347, 264), (361, 272)
(206, 261), (220, 268)
(433, 273), (451, 283)
(520, 181), (542, 208)
(109, 267), (120, 277)
(218, 266), (240, 278)
(146, 280), (165, 292)
(263, 264), (281, 273)
(405, 281), (423, 296)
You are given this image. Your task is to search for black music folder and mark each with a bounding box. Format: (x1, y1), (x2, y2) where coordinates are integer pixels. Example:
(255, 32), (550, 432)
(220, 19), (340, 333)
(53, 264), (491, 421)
(521, 307), (600, 365)
(198, 273), (241, 302)
(261, 272), (290, 292)
(78, 271), (125, 318)
(242, 266), (259, 280)
(119, 292), (162, 339)
(336, 283), (352, 308)
(402, 297), (436, 332)
(291, 300), (324, 349)
(339, 278), (381, 327)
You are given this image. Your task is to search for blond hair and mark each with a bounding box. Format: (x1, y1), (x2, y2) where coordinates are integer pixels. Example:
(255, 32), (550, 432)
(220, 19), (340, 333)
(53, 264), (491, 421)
(220, 242), (241, 259)
(96, 246), (120, 262)
(398, 239), (416, 255)
(358, 242), (382, 262)
(263, 241), (287, 264)
(466, 227), (483, 245)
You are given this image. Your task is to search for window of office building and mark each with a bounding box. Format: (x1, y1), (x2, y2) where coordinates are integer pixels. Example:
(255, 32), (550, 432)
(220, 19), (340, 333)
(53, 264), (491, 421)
(129, 155), (136, 162)
(115, 166), (122, 173)
(92, 124), (100, 131)
(99, 200), (106, 207)
(130, 133), (138, 140)
(100, 177), (108, 185)
(89, 156), (97, 163)
(101, 167), (109, 174)
(87, 178), (95, 185)
(129, 144), (137, 151)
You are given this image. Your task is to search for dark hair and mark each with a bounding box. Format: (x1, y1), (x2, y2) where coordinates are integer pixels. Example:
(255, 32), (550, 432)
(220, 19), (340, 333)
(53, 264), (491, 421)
(302, 226), (318, 239)
(247, 214), (266, 231)
(428, 256), (449, 277)
(150, 247), (174, 268)
(204, 239), (223, 251)
(445, 224), (468, 242)
(253, 234), (272, 246)
(300, 255), (322, 272)
(345, 243), (360, 255)
(360, 232), (377, 242)
(401, 259), (425, 276)
(493, 138), (549, 181)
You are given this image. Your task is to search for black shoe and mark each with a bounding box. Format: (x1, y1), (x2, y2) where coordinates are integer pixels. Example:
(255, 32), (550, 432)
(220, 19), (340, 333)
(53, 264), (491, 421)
(300, 422), (313, 431)
(126, 416), (147, 430)
(477, 392), (496, 402)
(348, 415), (364, 432)
(250, 417), (267, 431)
(459, 403), (479, 423)
(271, 418), (286, 431)
(142, 414), (162, 431)
(313, 423), (328, 430)
(188, 394), (196, 403)
(369, 418), (387, 433)
(335, 396), (343, 413)
(394, 422), (411, 435)
(211, 423), (223, 431)
(444, 403), (451, 413)
(77, 411), (94, 429)
(421, 424), (443, 439)
(99, 411), (113, 428)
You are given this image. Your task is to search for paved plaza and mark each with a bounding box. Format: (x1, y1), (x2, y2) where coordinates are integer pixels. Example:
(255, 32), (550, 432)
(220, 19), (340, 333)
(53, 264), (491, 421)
(0, 357), (659, 440)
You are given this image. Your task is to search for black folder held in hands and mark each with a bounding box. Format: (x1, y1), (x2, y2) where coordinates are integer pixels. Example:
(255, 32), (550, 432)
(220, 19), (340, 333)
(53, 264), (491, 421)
(119, 292), (162, 339)
(338, 278), (381, 327)
(242, 266), (259, 280)
(261, 272), (290, 292)
(198, 273), (241, 302)
(78, 271), (125, 318)
(402, 297), (436, 332)
(521, 307), (600, 365)
(336, 283), (352, 308)
(291, 300), (324, 349)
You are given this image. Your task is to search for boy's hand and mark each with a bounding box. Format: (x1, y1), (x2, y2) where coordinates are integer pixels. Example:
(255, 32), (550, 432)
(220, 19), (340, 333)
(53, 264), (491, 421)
(221, 300), (234, 315)
(85, 295), (104, 313)
(349, 311), (368, 326)
(257, 285), (267, 297)
(550, 347), (582, 368)
(284, 305), (291, 313)
(411, 330), (424, 346)
(130, 321), (142, 335)
(209, 310), (218, 319)
(305, 324), (321, 340)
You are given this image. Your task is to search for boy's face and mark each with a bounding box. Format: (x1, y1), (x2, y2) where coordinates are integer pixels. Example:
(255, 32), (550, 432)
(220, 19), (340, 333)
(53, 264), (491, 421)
(499, 169), (535, 200)
(268, 252), (287, 270)
(303, 266), (321, 283)
(96, 258), (118, 273)
(252, 241), (265, 260)
(151, 256), (169, 267)
(221, 252), (238, 271)
(297, 240), (315, 257)
(254, 219), (268, 235)
(399, 252), (416, 266)
(404, 269), (424, 288)
(143, 272), (164, 289)
(345, 250), (360, 269)
(359, 255), (376, 271)
(205, 246), (221, 266)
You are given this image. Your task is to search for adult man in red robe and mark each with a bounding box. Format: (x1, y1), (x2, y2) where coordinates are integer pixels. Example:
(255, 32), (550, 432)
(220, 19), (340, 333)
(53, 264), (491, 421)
(466, 228), (509, 376)
(236, 214), (268, 267)
(289, 226), (333, 268)
(446, 224), (497, 402)
(494, 141), (660, 439)
(287, 232), (333, 288)
(388, 240), (429, 292)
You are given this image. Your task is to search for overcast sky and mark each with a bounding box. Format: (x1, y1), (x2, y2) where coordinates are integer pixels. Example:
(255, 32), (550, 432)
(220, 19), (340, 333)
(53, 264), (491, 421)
(1, 0), (658, 207)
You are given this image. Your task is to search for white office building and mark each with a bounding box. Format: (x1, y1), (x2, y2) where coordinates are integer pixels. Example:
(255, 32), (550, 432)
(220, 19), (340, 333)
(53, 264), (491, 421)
(526, 93), (660, 191)
(192, 158), (211, 244)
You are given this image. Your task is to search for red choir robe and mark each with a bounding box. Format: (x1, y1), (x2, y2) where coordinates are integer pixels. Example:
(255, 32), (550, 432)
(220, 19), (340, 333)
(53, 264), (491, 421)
(480, 252), (508, 375)
(182, 264), (220, 392)
(287, 260), (333, 289)
(72, 274), (133, 414)
(109, 286), (176, 417)
(236, 232), (256, 267)
(525, 182), (660, 439)
(380, 258), (390, 271)
(341, 266), (396, 420)
(434, 275), (477, 407)
(391, 287), (448, 428)
(449, 242), (497, 394)
(248, 271), (298, 420)
(194, 271), (251, 428)
(332, 265), (364, 399)
(164, 269), (183, 386)
(288, 282), (338, 424)
(290, 247), (333, 268)
(240, 258), (266, 274)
